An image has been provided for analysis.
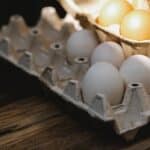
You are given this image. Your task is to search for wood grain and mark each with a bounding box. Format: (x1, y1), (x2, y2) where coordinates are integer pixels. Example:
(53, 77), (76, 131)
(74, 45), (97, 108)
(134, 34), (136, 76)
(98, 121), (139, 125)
(0, 95), (150, 150)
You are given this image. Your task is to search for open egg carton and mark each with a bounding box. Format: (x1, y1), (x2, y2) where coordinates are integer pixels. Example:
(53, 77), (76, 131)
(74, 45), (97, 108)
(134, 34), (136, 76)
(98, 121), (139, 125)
(0, 1), (149, 140)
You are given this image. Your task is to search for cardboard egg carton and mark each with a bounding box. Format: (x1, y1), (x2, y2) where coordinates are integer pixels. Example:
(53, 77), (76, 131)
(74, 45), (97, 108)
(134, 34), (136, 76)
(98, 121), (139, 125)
(0, 6), (149, 141)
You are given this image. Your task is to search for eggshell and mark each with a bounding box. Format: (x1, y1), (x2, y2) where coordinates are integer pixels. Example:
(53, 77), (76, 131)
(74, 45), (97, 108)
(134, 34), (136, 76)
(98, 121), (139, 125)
(97, 0), (133, 26)
(120, 10), (150, 41)
(81, 62), (124, 105)
(120, 55), (150, 93)
(128, 0), (149, 10)
(66, 29), (98, 63)
(91, 41), (125, 68)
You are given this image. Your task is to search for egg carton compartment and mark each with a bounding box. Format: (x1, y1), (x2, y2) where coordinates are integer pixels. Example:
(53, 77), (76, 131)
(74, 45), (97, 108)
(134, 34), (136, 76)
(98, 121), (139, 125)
(0, 6), (150, 141)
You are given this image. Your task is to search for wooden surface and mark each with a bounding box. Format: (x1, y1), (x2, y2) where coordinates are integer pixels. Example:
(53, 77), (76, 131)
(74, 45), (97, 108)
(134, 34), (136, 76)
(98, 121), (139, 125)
(0, 59), (150, 150)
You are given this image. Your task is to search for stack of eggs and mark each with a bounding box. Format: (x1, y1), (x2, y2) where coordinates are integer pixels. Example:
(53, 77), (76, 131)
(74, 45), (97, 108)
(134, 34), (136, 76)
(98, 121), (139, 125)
(65, 0), (150, 106)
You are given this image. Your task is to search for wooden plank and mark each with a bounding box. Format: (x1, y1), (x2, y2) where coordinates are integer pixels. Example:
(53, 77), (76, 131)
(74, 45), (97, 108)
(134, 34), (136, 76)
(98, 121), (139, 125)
(0, 95), (150, 149)
(0, 115), (93, 149)
(124, 138), (150, 150)
(0, 96), (94, 149)
(0, 95), (118, 149)
(0, 96), (61, 134)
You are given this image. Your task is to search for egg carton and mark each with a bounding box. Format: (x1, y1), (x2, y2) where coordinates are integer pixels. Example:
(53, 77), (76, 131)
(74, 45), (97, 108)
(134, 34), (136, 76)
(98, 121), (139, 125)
(0, 6), (150, 141)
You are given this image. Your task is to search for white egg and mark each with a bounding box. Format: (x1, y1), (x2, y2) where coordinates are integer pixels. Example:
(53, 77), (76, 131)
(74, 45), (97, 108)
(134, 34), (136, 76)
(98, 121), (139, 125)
(81, 62), (124, 105)
(91, 41), (125, 68)
(66, 30), (98, 63)
(120, 55), (150, 93)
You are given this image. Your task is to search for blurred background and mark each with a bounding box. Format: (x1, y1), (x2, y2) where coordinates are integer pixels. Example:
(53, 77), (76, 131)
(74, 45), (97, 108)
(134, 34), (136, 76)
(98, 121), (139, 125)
(0, 0), (66, 26)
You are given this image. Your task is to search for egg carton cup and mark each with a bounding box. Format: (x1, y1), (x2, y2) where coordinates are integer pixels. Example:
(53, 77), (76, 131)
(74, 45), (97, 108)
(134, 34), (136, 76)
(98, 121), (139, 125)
(60, 0), (150, 58)
(0, 6), (150, 141)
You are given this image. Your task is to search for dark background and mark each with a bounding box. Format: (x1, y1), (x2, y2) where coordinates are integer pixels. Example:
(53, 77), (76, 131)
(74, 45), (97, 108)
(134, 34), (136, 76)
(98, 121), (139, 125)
(0, 0), (66, 26)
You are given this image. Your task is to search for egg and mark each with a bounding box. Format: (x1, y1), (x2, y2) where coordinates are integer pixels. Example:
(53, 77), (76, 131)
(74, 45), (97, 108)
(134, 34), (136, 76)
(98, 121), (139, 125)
(97, 0), (133, 26)
(120, 55), (150, 93)
(128, 0), (149, 10)
(91, 41), (125, 68)
(66, 30), (98, 63)
(120, 10), (150, 41)
(82, 62), (124, 105)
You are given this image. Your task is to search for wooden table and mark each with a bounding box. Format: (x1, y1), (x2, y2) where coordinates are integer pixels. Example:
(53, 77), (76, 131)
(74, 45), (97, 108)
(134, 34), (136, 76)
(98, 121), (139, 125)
(0, 59), (150, 150)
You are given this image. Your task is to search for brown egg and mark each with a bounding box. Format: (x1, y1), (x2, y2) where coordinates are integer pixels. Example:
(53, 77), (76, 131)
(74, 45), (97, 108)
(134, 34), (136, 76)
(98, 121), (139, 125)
(120, 10), (150, 41)
(97, 0), (133, 26)
(129, 0), (149, 9)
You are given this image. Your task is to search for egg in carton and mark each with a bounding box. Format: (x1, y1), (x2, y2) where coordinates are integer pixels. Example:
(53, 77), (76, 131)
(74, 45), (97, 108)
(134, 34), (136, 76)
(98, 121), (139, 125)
(0, 4), (150, 141)
(60, 0), (150, 57)
(59, 0), (150, 140)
